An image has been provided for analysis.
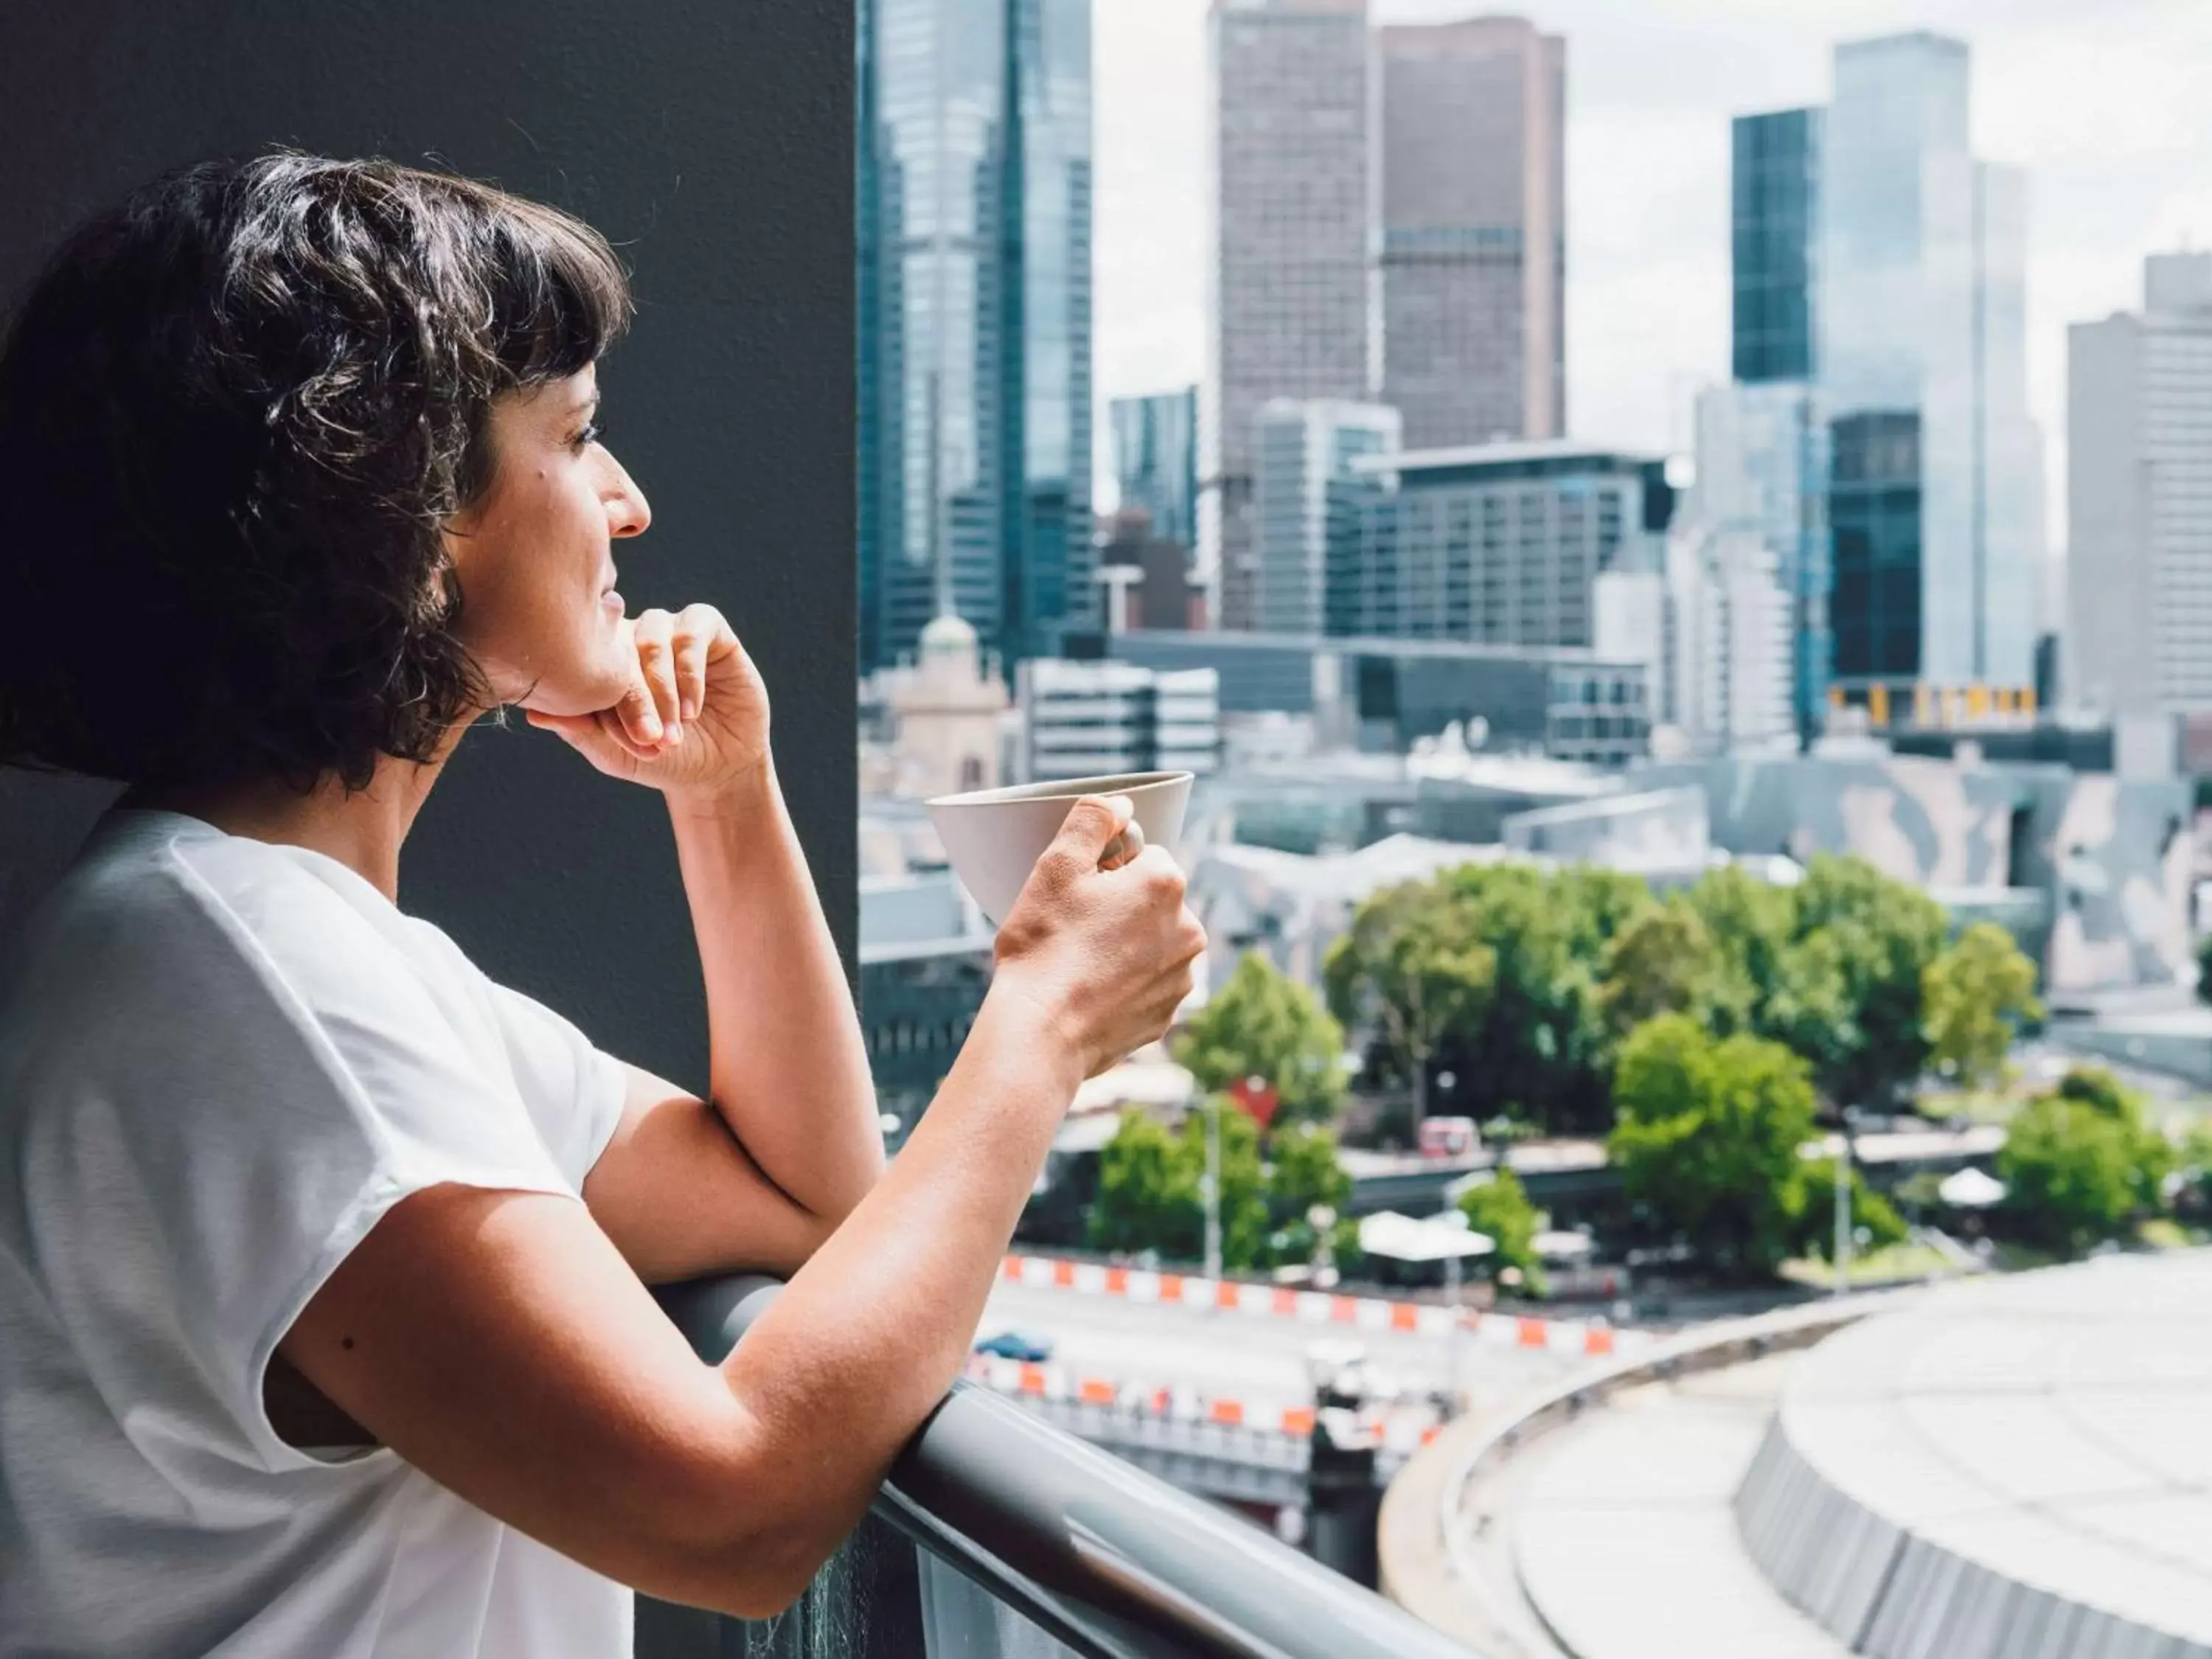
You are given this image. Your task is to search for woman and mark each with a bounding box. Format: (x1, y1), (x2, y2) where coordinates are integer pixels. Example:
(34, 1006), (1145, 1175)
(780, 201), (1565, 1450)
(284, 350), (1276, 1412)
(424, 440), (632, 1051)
(0, 155), (1204, 1656)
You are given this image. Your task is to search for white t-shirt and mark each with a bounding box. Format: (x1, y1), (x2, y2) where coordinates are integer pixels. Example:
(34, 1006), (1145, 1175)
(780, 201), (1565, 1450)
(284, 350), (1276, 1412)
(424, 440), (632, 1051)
(0, 810), (634, 1658)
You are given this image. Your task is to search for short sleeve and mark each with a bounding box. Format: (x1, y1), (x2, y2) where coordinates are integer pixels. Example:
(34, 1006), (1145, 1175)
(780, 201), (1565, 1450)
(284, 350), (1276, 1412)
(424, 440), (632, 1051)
(12, 838), (590, 1476)
(484, 981), (630, 1189)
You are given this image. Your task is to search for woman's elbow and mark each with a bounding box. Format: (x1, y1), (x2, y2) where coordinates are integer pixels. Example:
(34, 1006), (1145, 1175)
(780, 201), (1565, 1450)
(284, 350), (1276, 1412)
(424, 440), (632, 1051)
(672, 1515), (850, 1619)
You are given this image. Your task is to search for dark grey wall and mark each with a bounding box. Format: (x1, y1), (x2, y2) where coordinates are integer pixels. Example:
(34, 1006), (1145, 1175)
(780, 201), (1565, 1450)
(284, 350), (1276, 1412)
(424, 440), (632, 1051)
(0, 0), (858, 1088)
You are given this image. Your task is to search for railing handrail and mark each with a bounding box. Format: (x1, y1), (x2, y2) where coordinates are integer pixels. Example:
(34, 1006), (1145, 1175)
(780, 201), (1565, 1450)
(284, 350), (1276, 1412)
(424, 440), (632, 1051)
(655, 1273), (1486, 1659)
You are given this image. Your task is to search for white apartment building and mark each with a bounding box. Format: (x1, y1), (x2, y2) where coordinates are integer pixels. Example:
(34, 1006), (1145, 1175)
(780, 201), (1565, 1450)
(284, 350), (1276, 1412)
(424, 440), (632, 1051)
(1016, 659), (1223, 784)
(1253, 399), (1401, 636)
(1595, 526), (1792, 756)
(2067, 252), (2212, 754)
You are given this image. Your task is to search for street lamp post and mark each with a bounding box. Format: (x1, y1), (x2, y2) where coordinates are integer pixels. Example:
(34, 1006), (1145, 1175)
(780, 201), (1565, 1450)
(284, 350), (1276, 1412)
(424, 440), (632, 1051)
(1203, 1092), (1224, 1293)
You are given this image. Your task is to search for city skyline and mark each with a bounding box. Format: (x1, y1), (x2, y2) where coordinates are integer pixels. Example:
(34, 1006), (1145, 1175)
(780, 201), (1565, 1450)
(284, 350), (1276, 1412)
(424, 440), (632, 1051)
(1096, 0), (2212, 557)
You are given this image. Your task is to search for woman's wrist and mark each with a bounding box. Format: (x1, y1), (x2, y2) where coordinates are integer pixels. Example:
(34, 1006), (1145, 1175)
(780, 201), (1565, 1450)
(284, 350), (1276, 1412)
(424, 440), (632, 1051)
(663, 751), (778, 825)
(978, 973), (1091, 1096)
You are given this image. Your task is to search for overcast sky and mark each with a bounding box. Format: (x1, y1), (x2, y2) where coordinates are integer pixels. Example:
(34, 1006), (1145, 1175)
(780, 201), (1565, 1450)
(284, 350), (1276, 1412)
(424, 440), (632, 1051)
(1093, 0), (2212, 554)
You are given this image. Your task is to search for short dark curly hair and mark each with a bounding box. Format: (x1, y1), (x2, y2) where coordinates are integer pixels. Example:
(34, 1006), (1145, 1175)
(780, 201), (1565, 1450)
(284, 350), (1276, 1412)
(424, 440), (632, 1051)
(0, 153), (631, 792)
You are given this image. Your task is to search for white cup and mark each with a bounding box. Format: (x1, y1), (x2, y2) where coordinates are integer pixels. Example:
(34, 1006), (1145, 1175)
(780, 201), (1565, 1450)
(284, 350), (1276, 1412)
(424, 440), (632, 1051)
(925, 770), (1194, 927)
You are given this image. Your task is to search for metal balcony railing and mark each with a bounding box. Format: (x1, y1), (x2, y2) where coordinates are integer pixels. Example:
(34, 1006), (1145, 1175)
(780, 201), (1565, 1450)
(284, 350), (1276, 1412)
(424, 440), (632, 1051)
(641, 1274), (1486, 1659)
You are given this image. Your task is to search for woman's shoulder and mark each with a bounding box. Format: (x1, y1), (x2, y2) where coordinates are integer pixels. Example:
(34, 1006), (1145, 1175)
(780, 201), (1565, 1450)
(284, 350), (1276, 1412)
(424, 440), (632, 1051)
(1, 811), (417, 1043)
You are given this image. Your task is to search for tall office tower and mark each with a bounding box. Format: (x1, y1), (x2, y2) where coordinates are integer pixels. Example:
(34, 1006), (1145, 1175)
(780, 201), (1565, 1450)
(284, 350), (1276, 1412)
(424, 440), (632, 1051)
(1328, 442), (1675, 646)
(857, 0), (1093, 678)
(1203, 0), (1371, 632)
(2067, 253), (2212, 749)
(1253, 399), (1401, 635)
(1376, 18), (1566, 450)
(1110, 387), (1199, 551)
(1821, 31), (2042, 709)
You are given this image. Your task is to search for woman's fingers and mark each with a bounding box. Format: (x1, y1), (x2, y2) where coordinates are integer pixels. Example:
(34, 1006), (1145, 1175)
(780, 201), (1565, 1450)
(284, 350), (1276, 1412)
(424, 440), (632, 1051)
(627, 610), (681, 747)
(1099, 818), (1147, 872)
(673, 604), (720, 723)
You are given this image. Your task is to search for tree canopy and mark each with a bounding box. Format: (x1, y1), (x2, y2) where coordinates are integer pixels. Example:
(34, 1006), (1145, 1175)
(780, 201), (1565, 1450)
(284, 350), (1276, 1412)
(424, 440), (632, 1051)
(1322, 853), (1994, 1136)
(1456, 1168), (1543, 1289)
(1323, 878), (1498, 1122)
(1922, 921), (2043, 1091)
(1997, 1067), (2171, 1253)
(1608, 1015), (1829, 1276)
(1090, 1108), (1357, 1276)
(1174, 951), (1349, 1127)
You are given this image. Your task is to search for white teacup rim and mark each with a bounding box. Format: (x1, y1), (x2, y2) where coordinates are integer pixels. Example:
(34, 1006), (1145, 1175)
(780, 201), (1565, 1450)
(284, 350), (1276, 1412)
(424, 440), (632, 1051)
(925, 769), (1193, 810)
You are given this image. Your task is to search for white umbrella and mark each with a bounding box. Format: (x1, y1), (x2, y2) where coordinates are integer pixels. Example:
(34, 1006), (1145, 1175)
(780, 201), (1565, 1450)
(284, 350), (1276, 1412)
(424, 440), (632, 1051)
(1359, 1210), (1496, 1264)
(1939, 1166), (2008, 1208)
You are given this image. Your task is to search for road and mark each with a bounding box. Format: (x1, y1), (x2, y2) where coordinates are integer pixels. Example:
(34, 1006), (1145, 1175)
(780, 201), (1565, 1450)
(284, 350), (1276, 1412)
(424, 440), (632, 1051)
(976, 1279), (1590, 1413)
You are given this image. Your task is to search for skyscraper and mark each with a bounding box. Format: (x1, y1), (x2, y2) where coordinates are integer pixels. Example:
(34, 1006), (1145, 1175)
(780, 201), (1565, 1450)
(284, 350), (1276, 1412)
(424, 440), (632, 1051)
(2067, 253), (2212, 733)
(857, 0), (1093, 678)
(1110, 386), (1198, 551)
(1376, 18), (1566, 449)
(1203, 0), (1370, 633)
(1820, 31), (2041, 703)
(1732, 107), (1822, 383)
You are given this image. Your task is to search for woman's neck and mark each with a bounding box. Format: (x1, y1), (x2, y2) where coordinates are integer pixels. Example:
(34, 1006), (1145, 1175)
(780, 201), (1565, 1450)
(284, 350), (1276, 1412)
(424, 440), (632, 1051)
(126, 725), (468, 903)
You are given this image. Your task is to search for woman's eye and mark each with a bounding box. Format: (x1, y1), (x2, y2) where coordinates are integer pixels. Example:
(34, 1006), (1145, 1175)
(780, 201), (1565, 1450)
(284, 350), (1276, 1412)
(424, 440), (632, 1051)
(572, 420), (603, 451)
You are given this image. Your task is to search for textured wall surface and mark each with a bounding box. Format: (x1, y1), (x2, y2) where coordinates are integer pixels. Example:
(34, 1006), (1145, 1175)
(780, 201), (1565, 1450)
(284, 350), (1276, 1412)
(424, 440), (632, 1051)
(0, 0), (858, 1088)
(1644, 757), (2193, 993)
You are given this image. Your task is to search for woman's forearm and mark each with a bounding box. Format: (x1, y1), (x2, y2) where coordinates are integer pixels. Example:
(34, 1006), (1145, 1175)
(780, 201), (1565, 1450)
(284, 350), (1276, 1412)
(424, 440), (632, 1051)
(667, 759), (885, 1223)
(704, 988), (1082, 1598)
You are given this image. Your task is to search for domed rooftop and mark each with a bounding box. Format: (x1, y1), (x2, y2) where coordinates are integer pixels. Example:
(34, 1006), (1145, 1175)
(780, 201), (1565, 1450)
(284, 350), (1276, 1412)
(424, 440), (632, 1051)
(919, 609), (978, 656)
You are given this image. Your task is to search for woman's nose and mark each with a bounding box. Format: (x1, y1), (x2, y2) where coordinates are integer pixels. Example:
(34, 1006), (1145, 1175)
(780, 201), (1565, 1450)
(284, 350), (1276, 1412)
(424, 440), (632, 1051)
(606, 458), (651, 539)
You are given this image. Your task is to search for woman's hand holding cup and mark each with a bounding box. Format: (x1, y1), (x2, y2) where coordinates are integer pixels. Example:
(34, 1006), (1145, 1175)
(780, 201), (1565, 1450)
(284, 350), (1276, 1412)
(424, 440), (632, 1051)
(989, 795), (1206, 1082)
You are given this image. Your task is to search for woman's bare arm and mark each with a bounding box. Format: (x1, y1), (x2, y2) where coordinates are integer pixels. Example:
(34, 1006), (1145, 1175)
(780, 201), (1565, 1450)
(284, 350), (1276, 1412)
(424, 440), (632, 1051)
(279, 800), (1205, 1615)
(667, 759), (884, 1222)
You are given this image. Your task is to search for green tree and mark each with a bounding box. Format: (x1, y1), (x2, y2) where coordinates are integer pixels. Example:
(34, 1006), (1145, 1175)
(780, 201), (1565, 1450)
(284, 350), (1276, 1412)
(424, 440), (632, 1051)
(1788, 856), (1949, 1107)
(1174, 951), (1348, 1127)
(1266, 1121), (1351, 1221)
(2198, 933), (2212, 1008)
(1997, 1067), (2171, 1254)
(1792, 1158), (1910, 1262)
(1430, 864), (1621, 1135)
(1088, 1105), (1275, 1271)
(1324, 878), (1496, 1122)
(1456, 1168), (1543, 1288)
(1684, 863), (1798, 1034)
(1922, 921), (2043, 1090)
(1088, 1110), (1193, 1259)
(1262, 1122), (1354, 1270)
(1608, 1014), (1827, 1278)
(1599, 897), (1725, 1037)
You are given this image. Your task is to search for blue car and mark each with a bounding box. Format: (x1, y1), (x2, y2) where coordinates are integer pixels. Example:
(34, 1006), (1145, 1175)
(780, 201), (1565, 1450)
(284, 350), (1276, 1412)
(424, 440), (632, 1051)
(973, 1329), (1054, 1363)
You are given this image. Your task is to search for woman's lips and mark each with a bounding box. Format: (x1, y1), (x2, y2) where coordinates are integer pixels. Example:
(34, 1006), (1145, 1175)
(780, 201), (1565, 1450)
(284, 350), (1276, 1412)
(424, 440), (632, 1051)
(599, 588), (623, 616)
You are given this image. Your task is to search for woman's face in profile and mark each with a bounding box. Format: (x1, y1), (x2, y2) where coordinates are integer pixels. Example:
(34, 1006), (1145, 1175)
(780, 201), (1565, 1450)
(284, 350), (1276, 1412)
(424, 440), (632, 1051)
(445, 364), (651, 717)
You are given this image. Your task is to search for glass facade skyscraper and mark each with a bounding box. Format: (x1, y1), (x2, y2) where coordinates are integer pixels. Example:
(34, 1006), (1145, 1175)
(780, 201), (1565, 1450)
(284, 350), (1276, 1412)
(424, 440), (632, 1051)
(1821, 31), (2040, 697)
(1731, 107), (1821, 384)
(857, 0), (1093, 678)
(1110, 386), (1198, 550)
